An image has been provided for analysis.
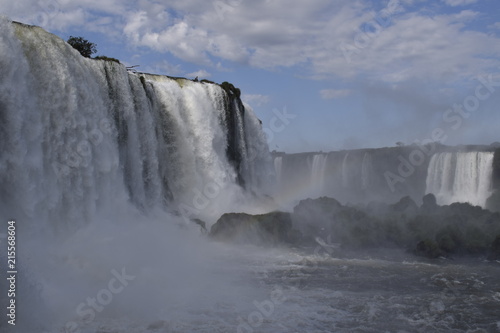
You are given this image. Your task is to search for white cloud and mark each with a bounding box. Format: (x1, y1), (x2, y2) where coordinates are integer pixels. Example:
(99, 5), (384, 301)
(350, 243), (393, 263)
(442, 0), (478, 6)
(452, 9), (479, 21)
(241, 94), (270, 107)
(3, 0), (499, 86)
(185, 69), (211, 79)
(320, 89), (352, 100)
(141, 60), (183, 76)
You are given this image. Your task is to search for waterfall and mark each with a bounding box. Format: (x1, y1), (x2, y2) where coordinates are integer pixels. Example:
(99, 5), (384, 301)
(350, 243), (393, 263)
(341, 152), (350, 188)
(310, 154), (327, 196)
(0, 19), (271, 227)
(274, 156), (283, 185)
(361, 152), (372, 190)
(426, 152), (494, 207)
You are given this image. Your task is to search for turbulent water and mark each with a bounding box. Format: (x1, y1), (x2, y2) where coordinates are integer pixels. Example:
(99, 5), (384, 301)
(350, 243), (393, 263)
(1, 18), (500, 333)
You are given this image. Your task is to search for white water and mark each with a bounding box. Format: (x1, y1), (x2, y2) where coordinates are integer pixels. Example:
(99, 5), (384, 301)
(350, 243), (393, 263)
(0, 19), (271, 227)
(310, 154), (327, 197)
(274, 156), (282, 186)
(341, 152), (350, 188)
(361, 152), (372, 190)
(426, 152), (494, 207)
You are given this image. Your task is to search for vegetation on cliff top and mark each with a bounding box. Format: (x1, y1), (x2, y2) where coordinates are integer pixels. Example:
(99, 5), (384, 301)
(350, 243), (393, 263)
(67, 36), (97, 58)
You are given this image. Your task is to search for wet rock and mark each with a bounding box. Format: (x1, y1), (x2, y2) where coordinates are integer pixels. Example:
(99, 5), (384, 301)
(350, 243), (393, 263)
(210, 211), (293, 245)
(390, 196), (418, 215)
(421, 193), (438, 213)
(191, 218), (207, 234)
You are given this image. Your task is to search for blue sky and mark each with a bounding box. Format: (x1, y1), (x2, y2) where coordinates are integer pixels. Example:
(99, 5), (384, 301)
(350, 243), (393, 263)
(2, 0), (500, 153)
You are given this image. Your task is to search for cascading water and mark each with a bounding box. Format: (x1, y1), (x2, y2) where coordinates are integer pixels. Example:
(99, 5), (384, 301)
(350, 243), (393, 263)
(341, 152), (350, 188)
(274, 156), (283, 186)
(0, 20), (271, 227)
(425, 151), (494, 207)
(361, 152), (372, 190)
(310, 154), (327, 197)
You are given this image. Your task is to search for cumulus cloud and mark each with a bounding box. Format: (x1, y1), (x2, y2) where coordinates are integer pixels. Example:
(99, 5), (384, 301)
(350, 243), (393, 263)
(3, 0), (500, 86)
(320, 89), (352, 100)
(185, 69), (211, 79)
(140, 60), (183, 76)
(241, 94), (270, 107)
(442, 0), (478, 6)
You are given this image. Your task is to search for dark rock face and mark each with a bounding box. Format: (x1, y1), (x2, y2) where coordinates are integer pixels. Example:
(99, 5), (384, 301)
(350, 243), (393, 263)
(220, 82), (246, 187)
(390, 196), (418, 215)
(487, 235), (500, 260)
(421, 193), (438, 212)
(191, 218), (207, 234)
(210, 211), (294, 245)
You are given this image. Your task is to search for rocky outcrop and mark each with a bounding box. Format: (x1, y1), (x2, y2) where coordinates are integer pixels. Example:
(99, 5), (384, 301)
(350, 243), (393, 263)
(390, 196), (418, 215)
(210, 211), (295, 245)
(421, 193), (438, 213)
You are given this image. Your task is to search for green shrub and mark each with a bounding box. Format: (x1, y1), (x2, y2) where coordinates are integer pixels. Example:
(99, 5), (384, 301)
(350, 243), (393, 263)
(67, 36), (97, 58)
(94, 55), (120, 64)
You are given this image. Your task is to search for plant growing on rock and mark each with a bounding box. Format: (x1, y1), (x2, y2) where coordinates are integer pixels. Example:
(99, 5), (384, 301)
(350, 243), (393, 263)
(67, 36), (97, 58)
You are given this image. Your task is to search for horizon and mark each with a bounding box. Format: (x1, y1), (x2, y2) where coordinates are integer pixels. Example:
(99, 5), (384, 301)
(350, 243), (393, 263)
(2, 0), (500, 153)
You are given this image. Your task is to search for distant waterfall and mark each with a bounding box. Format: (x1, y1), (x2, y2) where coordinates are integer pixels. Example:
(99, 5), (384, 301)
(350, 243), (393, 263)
(341, 153), (350, 188)
(310, 154), (327, 196)
(274, 156), (283, 185)
(426, 152), (494, 207)
(361, 153), (372, 190)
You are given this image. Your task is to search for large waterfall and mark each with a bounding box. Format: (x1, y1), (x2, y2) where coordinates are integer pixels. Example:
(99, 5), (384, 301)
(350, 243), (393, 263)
(425, 151), (494, 207)
(0, 18), (277, 333)
(0, 19), (272, 228)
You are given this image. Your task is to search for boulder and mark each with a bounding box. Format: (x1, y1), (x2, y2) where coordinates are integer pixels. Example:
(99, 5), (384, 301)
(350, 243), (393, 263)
(390, 196), (418, 215)
(421, 193), (438, 213)
(414, 239), (444, 259)
(210, 211), (294, 245)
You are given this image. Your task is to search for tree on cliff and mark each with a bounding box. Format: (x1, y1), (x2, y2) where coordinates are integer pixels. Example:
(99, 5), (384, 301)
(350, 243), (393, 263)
(67, 36), (97, 58)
